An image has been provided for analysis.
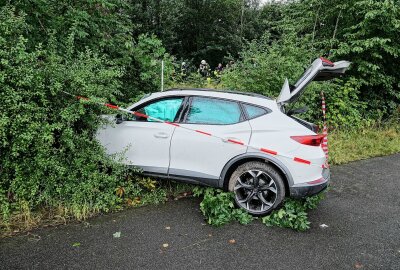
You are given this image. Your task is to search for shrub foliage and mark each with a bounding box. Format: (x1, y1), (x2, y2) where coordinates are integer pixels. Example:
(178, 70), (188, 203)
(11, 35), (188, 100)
(193, 187), (253, 227)
(0, 6), (127, 220)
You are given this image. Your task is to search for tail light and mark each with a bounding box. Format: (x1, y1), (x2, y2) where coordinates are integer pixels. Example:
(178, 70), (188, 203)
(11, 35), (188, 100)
(320, 57), (335, 67)
(290, 135), (325, 146)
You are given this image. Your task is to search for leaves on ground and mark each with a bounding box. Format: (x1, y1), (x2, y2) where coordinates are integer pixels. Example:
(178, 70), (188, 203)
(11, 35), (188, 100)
(194, 186), (326, 231)
(193, 187), (253, 227)
(262, 193), (325, 231)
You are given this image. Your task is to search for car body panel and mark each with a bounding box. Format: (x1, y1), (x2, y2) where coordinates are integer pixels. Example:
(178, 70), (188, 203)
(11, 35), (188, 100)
(290, 167), (330, 198)
(169, 120), (251, 182)
(247, 108), (326, 186)
(96, 120), (175, 174)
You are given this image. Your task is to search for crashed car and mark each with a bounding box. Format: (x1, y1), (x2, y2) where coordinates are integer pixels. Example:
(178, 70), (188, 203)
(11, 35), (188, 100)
(97, 57), (350, 215)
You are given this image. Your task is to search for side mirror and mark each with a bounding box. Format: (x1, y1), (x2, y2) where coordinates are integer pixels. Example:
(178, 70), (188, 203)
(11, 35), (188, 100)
(116, 114), (124, 124)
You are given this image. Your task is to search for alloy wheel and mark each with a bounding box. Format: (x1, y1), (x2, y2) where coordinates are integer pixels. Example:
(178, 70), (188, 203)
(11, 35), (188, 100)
(234, 169), (278, 214)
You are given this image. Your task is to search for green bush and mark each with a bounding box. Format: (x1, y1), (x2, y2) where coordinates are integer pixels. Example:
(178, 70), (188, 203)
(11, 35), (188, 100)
(194, 186), (325, 231)
(193, 187), (253, 227)
(294, 78), (369, 128)
(261, 193), (325, 231)
(0, 6), (126, 222)
(263, 0), (400, 120)
(0, 5), (177, 227)
(220, 33), (373, 128)
(221, 33), (309, 97)
(122, 33), (175, 103)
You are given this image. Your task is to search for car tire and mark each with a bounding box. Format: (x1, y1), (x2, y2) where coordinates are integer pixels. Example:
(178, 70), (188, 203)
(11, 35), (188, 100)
(228, 161), (285, 216)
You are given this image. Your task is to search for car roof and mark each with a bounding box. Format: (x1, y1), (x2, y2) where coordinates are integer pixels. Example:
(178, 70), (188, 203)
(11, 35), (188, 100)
(128, 88), (277, 110)
(166, 88), (272, 100)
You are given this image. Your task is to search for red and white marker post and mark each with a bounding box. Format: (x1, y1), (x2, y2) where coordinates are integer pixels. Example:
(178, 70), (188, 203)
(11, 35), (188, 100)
(321, 91), (329, 162)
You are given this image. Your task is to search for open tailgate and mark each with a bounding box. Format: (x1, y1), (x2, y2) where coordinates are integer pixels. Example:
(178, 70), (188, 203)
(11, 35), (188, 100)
(277, 57), (351, 106)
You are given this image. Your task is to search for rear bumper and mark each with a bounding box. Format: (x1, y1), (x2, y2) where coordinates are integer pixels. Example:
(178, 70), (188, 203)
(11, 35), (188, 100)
(289, 168), (330, 198)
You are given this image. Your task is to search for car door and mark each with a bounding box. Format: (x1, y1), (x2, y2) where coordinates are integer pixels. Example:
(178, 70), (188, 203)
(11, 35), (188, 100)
(169, 96), (251, 184)
(96, 96), (185, 174)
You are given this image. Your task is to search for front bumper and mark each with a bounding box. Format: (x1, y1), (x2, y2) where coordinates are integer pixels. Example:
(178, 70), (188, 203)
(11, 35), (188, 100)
(289, 168), (330, 198)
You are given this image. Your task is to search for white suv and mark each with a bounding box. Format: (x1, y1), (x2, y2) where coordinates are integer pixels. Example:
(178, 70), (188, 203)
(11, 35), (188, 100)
(97, 57), (350, 215)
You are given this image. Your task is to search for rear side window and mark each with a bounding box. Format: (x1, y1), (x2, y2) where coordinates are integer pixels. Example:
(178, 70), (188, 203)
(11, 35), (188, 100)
(243, 104), (268, 119)
(134, 97), (184, 122)
(186, 97), (241, 125)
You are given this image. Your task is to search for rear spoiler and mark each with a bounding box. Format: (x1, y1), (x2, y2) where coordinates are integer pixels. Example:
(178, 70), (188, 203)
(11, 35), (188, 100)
(277, 57), (351, 106)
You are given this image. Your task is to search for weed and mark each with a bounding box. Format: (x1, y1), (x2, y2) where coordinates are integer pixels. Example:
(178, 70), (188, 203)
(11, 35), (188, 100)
(261, 192), (325, 231)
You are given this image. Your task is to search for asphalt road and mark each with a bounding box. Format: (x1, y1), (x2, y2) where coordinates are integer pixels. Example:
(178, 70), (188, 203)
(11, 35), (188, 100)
(1, 154), (400, 270)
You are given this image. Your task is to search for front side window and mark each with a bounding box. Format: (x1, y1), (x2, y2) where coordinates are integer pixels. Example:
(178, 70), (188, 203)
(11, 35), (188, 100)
(133, 97), (184, 122)
(186, 97), (242, 125)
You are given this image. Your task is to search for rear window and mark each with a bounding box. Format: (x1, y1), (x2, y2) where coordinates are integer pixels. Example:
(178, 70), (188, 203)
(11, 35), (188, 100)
(243, 104), (268, 119)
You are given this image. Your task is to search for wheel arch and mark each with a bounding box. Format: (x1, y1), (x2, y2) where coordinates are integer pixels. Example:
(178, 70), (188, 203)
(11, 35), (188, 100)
(219, 153), (294, 196)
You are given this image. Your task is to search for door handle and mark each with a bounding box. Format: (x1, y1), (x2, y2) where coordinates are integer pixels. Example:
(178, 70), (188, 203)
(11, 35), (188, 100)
(154, 132), (169, 139)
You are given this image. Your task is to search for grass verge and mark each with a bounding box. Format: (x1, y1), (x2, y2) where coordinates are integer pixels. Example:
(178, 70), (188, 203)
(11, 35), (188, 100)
(329, 122), (400, 165)
(0, 179), (195, 238)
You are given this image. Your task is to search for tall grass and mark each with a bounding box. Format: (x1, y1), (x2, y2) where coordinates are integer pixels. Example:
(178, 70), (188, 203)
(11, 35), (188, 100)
(329, 122), (400, 165)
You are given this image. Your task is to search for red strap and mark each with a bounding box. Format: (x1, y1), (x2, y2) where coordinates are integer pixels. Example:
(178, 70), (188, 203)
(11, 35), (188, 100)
(260, 148), (277, 155)
(195, 130), (212, 136)
(166, 122), (180, 127)
(294, 157), (311, 165)
(227, 139), (244, 145)
(105, 104), (119, 110)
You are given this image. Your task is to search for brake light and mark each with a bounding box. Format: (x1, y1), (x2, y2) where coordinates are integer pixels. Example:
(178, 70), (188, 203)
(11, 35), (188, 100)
(320, 57), (334, 67)
(290, 135), (325, 146)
